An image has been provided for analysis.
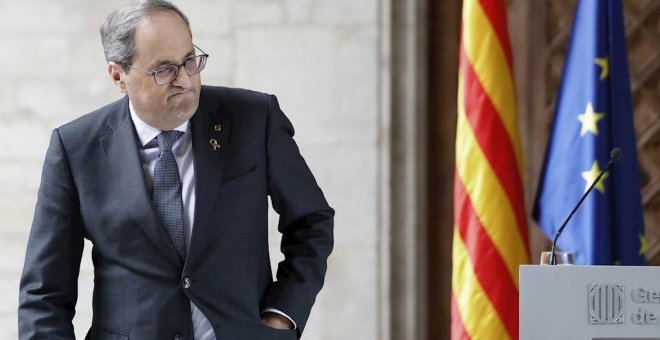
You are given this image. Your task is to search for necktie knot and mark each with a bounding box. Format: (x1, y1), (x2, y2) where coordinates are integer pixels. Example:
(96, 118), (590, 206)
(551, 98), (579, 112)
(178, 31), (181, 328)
(157, 130), (182, 153)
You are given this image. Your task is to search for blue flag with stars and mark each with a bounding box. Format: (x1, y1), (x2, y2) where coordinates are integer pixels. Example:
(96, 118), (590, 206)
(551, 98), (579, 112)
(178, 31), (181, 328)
(533, 0), (646, 265)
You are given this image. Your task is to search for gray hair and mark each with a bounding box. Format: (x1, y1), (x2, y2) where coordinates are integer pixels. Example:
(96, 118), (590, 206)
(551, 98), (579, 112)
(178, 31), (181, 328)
(100, 0), (191, 70)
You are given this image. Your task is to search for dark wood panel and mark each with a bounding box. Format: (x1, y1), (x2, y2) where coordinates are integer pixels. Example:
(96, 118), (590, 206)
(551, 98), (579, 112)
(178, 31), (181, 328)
(508, 0), (551, 264)
(426, 1), (461, 339)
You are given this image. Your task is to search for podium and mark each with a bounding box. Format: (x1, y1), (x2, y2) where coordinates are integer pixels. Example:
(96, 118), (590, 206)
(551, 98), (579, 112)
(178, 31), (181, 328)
(520, 265), (660, 340)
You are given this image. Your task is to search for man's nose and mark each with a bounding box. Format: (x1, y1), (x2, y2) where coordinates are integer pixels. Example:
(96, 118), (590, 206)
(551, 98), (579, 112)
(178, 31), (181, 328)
(172, 65), (193, 87)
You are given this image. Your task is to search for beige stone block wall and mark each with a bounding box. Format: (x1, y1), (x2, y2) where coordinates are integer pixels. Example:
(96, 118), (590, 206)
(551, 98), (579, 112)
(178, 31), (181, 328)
(0, 0), (389, 339)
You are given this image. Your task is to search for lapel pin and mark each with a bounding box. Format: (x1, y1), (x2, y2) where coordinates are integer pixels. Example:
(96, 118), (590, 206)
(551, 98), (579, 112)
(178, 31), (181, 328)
(209, 138), (221, 150)
(214, 124), (222, 132)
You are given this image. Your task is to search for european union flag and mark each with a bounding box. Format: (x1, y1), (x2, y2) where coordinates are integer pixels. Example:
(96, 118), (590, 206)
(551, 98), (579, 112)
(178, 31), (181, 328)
(533, 0), (646, 265)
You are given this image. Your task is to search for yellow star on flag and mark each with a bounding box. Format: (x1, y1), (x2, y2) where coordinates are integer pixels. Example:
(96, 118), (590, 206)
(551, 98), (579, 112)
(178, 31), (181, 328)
(581, 161), (609, 193)
(595, 57), (609, 80)
(577, 102), (605, 136)
(639, 234), (647, 256)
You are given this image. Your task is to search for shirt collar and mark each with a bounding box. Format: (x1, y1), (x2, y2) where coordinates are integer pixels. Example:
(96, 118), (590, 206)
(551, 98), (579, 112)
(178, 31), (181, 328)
(129, 100), (190, 148)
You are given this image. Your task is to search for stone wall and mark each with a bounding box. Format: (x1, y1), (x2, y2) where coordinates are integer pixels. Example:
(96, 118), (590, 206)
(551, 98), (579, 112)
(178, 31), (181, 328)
(0, 1), (390, 339)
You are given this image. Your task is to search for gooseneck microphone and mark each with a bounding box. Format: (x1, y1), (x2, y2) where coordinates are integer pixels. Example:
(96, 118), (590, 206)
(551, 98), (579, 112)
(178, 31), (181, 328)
(549, 147), (622, 265)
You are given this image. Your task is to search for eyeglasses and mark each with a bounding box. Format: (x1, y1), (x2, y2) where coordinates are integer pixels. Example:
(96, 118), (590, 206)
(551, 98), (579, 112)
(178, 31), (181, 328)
(127, 45), (209, 85)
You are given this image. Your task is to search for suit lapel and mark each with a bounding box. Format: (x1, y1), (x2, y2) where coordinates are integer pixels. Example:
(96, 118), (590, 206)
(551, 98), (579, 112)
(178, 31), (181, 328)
(99, 97), (182, 269)
(188, 97), (232, 260)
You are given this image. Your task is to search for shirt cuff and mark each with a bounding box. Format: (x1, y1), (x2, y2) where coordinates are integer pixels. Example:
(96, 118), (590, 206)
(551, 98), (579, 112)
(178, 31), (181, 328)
(262, 307), (297, 330)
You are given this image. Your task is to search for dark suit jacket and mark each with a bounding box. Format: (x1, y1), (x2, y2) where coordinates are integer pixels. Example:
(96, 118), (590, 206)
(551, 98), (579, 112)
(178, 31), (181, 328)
(18, 86), (334, 340)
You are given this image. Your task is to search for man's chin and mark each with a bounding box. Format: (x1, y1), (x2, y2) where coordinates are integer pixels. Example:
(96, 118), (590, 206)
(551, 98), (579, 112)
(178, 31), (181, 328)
(176, 105), (198, 121)
(170, 101), (198, 116)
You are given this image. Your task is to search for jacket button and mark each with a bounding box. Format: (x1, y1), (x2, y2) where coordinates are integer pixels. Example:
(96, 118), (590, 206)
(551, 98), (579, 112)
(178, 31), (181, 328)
(173, 335), (184, 340)
(182, 277), (191, 289)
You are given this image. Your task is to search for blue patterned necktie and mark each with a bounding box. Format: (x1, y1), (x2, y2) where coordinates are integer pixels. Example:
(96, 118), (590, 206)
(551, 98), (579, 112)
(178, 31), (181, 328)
(152, 130), (186, 261)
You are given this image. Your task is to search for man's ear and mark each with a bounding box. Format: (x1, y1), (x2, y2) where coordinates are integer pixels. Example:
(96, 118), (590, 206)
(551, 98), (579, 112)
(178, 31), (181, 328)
(107, 62), (128, 93)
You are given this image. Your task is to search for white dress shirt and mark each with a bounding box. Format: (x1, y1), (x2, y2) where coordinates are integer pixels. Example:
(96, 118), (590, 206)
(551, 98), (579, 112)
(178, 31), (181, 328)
(129, 102), (294, 339)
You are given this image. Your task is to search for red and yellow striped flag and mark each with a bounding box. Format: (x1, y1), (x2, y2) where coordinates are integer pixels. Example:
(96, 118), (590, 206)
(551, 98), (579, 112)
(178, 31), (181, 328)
(451, 0), (530, 339)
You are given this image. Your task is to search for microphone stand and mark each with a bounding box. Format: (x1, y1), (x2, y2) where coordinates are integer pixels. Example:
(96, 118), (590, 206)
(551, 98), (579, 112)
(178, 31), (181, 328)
(549, 150), (620, 265)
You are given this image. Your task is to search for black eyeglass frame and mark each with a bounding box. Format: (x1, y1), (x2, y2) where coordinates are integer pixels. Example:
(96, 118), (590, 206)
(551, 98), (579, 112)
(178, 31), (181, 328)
(126, 44), (209, 85)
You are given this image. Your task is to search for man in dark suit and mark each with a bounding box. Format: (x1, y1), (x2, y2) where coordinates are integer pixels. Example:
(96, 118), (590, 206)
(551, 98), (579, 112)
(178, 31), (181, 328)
(18, 1), (334, 339)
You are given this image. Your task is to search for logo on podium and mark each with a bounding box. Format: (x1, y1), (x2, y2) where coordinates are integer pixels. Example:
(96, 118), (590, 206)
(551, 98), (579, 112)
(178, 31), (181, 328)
(589, 284), (625, 324)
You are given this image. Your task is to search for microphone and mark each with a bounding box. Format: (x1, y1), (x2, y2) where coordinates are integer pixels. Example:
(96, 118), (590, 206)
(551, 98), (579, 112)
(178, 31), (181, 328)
(549, 147), (622, 265)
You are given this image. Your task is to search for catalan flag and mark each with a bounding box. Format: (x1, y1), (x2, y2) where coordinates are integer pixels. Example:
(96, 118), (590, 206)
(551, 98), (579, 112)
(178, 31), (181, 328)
(533, 0), (646, 265)
(451, 0), (530, 339)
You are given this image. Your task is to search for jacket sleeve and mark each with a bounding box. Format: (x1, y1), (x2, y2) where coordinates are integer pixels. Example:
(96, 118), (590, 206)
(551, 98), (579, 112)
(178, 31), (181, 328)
(19, 129), (84, 339)
(262, 95), (335, 335)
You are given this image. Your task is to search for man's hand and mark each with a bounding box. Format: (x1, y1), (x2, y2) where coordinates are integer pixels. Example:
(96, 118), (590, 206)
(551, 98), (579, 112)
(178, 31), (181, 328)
(261, 312), (294, 330)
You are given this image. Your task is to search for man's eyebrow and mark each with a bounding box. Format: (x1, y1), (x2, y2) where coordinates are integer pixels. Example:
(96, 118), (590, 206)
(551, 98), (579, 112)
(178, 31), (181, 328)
(149, 50), (196, 69)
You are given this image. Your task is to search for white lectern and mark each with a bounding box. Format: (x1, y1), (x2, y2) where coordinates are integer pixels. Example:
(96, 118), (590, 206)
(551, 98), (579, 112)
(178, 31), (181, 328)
(520, 265), (660, 340)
